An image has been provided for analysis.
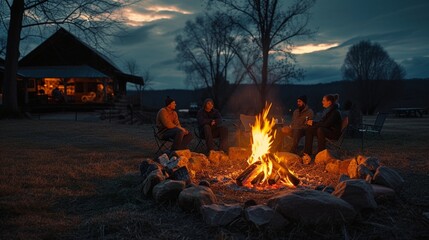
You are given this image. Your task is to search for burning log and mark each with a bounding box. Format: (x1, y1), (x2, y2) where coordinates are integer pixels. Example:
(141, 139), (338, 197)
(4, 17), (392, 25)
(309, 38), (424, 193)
(236, 162), (261, 186)
(268, 172), (280, 185)
(269, 154), (300, 186)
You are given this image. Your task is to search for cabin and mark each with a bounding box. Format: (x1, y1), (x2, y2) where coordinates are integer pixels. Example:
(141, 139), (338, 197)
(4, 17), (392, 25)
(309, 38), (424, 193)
(14, 28), (143, 106)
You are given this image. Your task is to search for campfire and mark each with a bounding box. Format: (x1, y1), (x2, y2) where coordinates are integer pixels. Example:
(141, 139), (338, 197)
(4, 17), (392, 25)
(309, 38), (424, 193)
(236, 103), (300, 188)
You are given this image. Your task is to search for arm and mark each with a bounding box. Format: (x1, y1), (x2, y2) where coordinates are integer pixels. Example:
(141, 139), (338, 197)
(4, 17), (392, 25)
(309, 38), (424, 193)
(314, 109), (341, 128)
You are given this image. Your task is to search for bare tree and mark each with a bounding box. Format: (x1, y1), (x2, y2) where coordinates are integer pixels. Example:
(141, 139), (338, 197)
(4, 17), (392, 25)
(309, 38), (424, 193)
(175, 11), (245, 111)
(1, 0), (137, 115)
(208, 0), (315, 111)
(342, 40), (406, 115)
(124, 59), (153, 110)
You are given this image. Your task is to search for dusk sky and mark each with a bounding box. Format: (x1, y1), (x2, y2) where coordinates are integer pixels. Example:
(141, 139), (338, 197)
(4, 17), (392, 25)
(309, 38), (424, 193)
(109, 0), (429, 89)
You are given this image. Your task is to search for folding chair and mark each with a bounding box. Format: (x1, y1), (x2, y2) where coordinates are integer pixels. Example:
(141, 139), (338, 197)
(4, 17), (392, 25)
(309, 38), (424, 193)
(152, 126), (173, 154)
(327, 116), (349, 152)
(233, 114), (256, 147)
(358, 112), (388, 150)
(193, 126), (220, 152)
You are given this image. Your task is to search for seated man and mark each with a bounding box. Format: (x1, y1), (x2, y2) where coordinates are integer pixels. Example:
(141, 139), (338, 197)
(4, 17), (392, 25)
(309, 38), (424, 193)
(273, 95), (313, 153)
(272, 95), (313, 153)
(304, 94), (342, 156)
(196, 98), (229, 153)
(156, 96), (193, 151)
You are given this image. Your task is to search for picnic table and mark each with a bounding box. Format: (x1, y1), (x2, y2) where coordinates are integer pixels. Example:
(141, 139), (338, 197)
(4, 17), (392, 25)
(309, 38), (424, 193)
(391, 107), (427, 118)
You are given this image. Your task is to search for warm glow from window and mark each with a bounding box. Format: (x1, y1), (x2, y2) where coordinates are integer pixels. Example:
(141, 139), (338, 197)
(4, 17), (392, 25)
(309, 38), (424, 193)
(291, 43), (339, 54)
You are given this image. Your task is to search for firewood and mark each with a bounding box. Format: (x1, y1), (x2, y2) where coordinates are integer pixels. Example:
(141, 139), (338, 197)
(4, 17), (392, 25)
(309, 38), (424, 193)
(236, 161), (261, 186)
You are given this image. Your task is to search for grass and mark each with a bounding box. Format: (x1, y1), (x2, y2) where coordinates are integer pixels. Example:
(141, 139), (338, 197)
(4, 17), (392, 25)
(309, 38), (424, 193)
(0, 115), (428, 239)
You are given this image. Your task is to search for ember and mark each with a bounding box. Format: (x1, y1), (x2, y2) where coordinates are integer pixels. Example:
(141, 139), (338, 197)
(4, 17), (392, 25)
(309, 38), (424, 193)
(236, 103), (300, 188)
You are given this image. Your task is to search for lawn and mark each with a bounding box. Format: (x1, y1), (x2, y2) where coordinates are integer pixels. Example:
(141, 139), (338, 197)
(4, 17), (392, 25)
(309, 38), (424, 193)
(0, 115), (428, 239)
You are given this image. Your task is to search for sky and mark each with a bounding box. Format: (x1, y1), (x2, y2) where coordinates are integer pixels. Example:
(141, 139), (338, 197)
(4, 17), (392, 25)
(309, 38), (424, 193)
(2, 0), (427, 89)
(109, 0), (429, 89)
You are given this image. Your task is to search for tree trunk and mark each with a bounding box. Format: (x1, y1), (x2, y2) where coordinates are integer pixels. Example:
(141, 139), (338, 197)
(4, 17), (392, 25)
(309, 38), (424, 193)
(3, 0), (25, 114)
(259, 47), (269, 111)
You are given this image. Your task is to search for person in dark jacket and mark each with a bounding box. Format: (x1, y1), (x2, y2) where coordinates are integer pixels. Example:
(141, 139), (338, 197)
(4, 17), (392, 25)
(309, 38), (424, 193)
(197, 98), (229, 153)
(304, 94), (342, 155)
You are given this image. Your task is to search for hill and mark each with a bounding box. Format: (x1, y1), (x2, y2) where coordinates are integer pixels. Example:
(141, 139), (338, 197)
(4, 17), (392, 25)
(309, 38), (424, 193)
(128, 79), (429, 116)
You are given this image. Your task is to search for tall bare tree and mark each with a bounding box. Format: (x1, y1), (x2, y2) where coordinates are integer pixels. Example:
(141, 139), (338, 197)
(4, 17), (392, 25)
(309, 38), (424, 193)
(0, 0), (137, 115)
(124, 59), (153, 110)
(175, 12), (246, 111)
(208, 0), (315, 110)
(342, 40), (406, 115)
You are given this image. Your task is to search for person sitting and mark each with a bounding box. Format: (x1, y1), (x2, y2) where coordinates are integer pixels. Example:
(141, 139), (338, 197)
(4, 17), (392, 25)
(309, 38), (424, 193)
(197, 98), (229, 153)
(342, 100), (362, 137)
(273, 95), (313, 153)
(156, 96), (193, 151)
(304, 94), (342, 156)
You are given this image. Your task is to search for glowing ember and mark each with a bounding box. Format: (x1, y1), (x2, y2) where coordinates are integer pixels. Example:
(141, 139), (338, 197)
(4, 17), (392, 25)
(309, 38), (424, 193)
(236, 103), (299, 189)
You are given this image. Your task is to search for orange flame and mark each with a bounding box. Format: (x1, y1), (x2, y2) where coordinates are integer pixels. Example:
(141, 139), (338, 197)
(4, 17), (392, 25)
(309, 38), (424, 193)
(239, 102), (299, 188)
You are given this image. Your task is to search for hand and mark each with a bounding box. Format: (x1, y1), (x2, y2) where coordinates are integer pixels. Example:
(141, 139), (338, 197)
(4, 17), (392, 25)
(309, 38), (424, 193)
(211, 120), (215, 126)
(307, 120), (313, 126)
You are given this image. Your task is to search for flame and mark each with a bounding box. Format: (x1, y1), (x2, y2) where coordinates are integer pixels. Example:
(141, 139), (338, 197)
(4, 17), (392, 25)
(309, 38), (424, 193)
(238, 102), (299, 189)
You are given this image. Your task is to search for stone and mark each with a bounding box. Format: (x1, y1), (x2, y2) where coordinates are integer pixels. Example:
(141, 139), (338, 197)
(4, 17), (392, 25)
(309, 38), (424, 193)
(373, 166), (404, 192)
(158, 153), (170, 166)
(228, 147), (251, 162)
(201, 204), (242, 226)
(371, 184), (396, 202)
(362, 157), (380, 172)
(188, 153), (210, 172)
(347, 157), (359, 179)
(177, 156), (189, 168)
(333, 180), (377, 212)
(139, 158), (155, 176)
(142, 169), (166, 197)
(244, 205), (275, 226)
(314, 149), (334, 165)
(171, 166), (191, 184)
(358, 164), (373, 180)
(199, 180), (210, 187)
(325, 160), (341, 174)
(339, 159), (352, 175)
(322, 186), (335, 194)
(172, 149), (192, 159)
(339, 174), (351, 182)
(178, 185), (217, 212)
(267, 189), (356, 225)
(275, 152), (302, 165)
(208, 150), (229, 167)
(152, 179), (186, 203)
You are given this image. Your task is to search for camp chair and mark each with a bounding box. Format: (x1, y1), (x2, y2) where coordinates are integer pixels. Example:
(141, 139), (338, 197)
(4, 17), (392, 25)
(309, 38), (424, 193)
(326, 116), (349, 153)
(193, 126), (220, 152)
(358, 112), (388, 150)
(233, 114), (256, 147)
(152, 126), (173, 154)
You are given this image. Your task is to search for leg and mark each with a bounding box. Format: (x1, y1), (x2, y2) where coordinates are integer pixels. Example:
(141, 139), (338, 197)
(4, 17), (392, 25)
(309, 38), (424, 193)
(180, 131), (193, 150)
(304, 127), (316, 155)
(161, 128), (182, 151)
(203, 125), (216, 151)
(291, 129), (304, 154)
(316, 127), (336, 153)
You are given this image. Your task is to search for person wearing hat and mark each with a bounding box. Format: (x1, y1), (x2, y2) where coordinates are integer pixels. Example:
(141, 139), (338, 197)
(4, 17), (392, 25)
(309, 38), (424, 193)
(196, 98), (229, 153)
(273, 95), (314, 153)
(156, 96), (193, 151)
